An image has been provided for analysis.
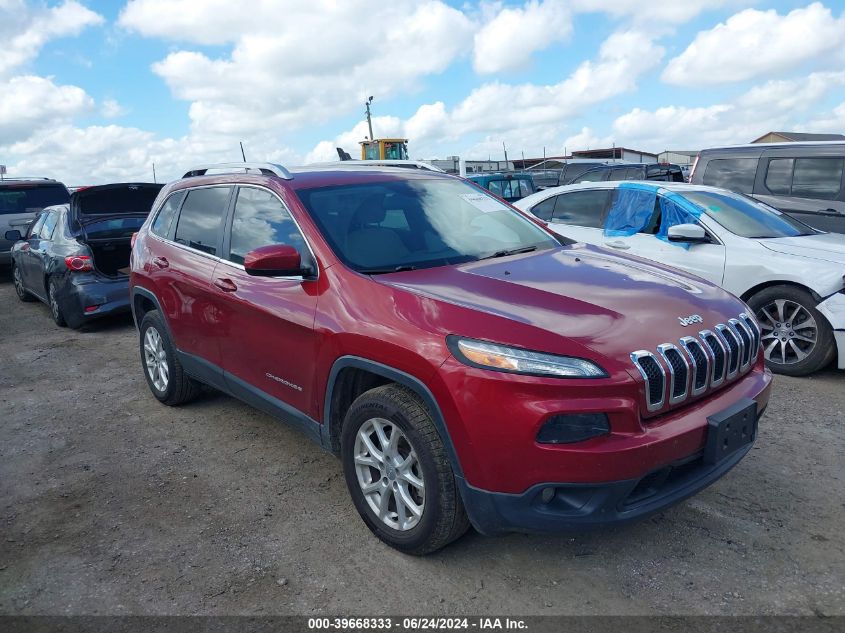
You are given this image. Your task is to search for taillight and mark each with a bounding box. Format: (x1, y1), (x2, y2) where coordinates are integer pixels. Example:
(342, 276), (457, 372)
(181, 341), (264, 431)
(131, 232), (138, 248)
(65, 255), (94, 272)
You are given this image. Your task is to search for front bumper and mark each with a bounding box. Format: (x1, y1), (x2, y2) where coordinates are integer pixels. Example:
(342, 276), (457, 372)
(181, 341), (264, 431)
(817, 292), (845, 370)
(58, 273), (131, 328)
(459, 410), (761, 535)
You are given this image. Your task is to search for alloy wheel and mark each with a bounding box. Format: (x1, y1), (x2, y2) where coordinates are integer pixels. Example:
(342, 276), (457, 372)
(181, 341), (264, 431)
(143, 327), (169, 392)
(13, 266), (25, 298)
(354, 417), (425, 531)
(49, 284), (60, 320)
(756, 298), (817, 366)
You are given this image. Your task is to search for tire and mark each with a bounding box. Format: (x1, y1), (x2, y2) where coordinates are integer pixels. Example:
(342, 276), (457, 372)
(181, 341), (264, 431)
(341, 383), (470, 555)
(12, 263), (35, 302)
(747, 285), (835, 376)
(139, 309), (201, 405)
(47, 278), (67, 327)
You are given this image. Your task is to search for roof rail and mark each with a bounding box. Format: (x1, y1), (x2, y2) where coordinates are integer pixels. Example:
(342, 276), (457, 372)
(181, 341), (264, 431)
(0, 176), (57, 181)
(182, 162), (293, 180)
(313, 160), (445, 173)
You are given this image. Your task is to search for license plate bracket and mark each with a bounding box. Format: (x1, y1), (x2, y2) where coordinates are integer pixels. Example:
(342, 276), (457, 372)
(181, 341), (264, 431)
(704, 397), (758, 465)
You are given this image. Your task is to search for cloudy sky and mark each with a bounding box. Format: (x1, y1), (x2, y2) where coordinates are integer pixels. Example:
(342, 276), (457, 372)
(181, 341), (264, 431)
(2, 0), (845, 184)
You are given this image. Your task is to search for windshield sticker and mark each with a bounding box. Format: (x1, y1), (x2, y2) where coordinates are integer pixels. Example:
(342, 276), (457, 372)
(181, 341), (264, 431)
(460, 193), (504, 214)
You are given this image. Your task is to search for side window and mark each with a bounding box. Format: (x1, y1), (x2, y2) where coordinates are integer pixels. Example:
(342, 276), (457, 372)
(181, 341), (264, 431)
(27, 213), (47, 239)
(607, 168), (628, 181)
(174, 187), (231, 255)
(40, 211), (59, 240)
(765, 158), (793, 194)
(792, 157), (844, 200)
(151, 191), (186, 238)
(552, 190), (610, 228)
(228, 187), (307, 265)
(701, 158), (758, 193)
(530, 196), (557, 221)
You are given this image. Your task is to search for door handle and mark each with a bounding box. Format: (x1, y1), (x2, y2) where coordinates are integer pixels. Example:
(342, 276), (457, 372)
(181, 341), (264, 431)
(152, 256), (169, 269)
(604, 241), (630, 250)
(213, 277), (238, 292)
(819, 208), (841, 215)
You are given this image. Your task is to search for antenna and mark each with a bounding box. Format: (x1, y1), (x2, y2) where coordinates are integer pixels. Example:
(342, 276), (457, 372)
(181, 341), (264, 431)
(240, 142), (247, 162)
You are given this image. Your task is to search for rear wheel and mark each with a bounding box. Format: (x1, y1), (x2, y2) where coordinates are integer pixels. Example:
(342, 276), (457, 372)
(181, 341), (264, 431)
(341, 384), (470, 555)
(139, 309), (201, 405)
(748, 285), (835, 376)
(12, 263), (35, 302)
(48, 278), (67, 327)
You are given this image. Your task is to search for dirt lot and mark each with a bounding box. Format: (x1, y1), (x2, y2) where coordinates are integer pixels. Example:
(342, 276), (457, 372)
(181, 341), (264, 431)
(0, 270), (843, 617)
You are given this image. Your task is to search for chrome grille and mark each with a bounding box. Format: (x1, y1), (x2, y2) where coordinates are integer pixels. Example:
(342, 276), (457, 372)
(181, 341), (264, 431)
(680, 336), (708, 396)
(630, 351), (665, 411)
(658, 344), (689, 405)
(716, 324), (740, 378)
(630, 313), (756, 415)
(740, 312), (761, 360)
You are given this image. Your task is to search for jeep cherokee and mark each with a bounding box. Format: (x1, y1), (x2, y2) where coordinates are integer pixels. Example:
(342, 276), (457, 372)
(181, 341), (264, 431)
(129, 162), (773, 554)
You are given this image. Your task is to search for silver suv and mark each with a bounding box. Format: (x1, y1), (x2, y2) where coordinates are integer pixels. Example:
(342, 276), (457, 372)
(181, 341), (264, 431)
(0, 178), (70, 267)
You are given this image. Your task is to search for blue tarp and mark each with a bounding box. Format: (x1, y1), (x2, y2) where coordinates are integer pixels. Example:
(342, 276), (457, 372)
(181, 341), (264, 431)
(603, 182), (703, 247)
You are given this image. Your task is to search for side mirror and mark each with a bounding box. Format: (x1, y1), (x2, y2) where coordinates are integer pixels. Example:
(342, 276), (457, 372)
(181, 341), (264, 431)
(4, 230), (22, 242)
(244, 244), (311, 277)
(667, 223), (708, 243)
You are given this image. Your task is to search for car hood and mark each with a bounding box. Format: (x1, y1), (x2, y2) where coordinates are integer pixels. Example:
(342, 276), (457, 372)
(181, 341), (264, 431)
(759, 233), (845, 264)
(376, 244), (747, 366)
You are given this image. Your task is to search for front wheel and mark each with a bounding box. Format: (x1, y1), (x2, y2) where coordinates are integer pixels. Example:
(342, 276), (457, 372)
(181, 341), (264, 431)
(748, 285), (835, 376)
(341, 384), (470, 555)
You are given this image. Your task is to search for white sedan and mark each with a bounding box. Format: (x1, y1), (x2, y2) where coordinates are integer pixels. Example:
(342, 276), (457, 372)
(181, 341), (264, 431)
(516, 181), (845, 376)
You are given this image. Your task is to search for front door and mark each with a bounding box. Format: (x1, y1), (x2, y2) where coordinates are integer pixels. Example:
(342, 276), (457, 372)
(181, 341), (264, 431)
(213, 186), (320, 417)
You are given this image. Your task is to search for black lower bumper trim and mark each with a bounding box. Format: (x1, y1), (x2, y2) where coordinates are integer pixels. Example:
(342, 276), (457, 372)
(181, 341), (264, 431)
(458, 438), (755, 536)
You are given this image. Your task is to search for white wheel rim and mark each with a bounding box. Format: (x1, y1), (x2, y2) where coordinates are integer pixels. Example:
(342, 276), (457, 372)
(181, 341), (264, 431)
(143, 327), (169, 392)
(354, 418), (425, 531)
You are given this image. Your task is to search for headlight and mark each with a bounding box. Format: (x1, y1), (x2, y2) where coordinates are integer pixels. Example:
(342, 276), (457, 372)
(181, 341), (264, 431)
(447, 336), (607, 378)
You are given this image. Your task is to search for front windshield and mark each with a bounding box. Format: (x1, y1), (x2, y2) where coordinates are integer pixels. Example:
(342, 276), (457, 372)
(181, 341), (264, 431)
(297, 178), (558, 273)
(683, 189), (816, 239)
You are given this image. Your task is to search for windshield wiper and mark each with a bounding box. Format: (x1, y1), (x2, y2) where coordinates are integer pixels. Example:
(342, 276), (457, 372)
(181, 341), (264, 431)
(361, 265), (418, 274)
(479, 245), (538, 260)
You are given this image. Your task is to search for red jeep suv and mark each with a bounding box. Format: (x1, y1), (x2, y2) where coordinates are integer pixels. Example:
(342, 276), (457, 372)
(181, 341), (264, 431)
(129, 162), (773, 554)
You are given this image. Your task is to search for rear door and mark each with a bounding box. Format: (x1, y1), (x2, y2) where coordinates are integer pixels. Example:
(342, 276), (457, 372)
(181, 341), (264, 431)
(214, 185), (320, 416)
(754, 149), (845, 233)
(544, 189), (612, 244)
(149, 186), (233, 369)
(26, 209), (61, 290)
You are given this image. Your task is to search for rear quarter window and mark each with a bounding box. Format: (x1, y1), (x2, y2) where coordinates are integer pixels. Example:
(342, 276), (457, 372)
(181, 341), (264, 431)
(701, 158), (758, 193)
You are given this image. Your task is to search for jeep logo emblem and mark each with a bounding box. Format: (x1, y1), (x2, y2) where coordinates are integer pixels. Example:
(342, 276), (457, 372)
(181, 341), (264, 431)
(678, 314), (703, 327)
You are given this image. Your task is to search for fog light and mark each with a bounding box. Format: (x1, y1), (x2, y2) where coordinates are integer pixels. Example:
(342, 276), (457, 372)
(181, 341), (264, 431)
(540, 487), (555, 503)
(536, 413), (610, 444)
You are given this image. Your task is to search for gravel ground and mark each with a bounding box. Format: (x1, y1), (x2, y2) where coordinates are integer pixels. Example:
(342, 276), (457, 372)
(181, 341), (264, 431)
(0, 270), (843, 616)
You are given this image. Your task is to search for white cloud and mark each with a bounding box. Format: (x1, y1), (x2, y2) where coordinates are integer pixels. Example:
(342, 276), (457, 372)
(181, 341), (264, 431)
(0, 75), (94, 145)
(473, 1), (571, 74)
(0, 0), (103, 77)
(663, 3), (845, 86)
(307, 29), (663, 160)
(612, 71), (845, 150)
(2, 123), (301, 185)
(101, 98), (128, 118)
(572, 0), (740, 25)
(120, 0), (475, 137)
(560, 127), (614, 153)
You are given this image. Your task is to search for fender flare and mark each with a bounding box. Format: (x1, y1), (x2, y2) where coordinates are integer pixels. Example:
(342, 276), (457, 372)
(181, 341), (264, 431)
(323, 356), (464, 479)
(130, 287), (172, 338)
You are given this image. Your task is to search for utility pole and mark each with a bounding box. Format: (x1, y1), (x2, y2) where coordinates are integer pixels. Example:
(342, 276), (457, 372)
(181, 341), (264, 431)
(152, 163), (156, 183)
(240, 141), (247, 162)
(365, 96), (374, 140)
(502, 141), (508, 166)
